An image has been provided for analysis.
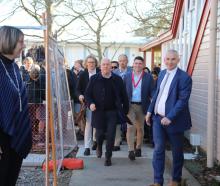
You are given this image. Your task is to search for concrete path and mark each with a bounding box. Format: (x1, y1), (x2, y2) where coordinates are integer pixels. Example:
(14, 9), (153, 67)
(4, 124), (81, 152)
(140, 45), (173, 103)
(69, 143), (171, 186)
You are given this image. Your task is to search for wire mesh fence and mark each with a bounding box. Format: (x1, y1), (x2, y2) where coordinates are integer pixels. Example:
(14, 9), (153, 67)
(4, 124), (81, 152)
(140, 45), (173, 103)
(26, 37), (77, 179)
(29, 103), (46, 153)
(48, 37), (77, 174)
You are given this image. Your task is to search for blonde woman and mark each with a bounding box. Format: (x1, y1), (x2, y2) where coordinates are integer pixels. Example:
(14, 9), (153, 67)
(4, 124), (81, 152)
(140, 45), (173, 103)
(0, 26), (32, 185)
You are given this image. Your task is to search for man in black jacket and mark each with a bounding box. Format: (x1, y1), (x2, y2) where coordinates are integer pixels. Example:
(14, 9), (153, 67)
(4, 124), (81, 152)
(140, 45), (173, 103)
(85, 58), (129, 166)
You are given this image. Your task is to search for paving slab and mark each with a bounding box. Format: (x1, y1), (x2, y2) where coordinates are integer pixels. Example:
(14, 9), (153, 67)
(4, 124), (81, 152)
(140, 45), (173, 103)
(69, 143), (171, 186)
(22, 153), (45, 166)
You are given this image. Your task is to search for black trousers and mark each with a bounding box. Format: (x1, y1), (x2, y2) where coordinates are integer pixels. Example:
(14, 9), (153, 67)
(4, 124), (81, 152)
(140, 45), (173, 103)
(95, 110), (117, 159)
(0, 140), (23, 186)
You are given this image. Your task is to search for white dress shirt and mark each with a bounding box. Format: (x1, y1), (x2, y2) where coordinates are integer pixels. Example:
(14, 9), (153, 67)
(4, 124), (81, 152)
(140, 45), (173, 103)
(88, 69), (96, 79)
(156, 67), (178, 116)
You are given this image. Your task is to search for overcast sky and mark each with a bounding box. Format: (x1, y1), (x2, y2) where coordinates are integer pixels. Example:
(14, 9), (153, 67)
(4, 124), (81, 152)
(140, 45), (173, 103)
(0, 0), (152, 42)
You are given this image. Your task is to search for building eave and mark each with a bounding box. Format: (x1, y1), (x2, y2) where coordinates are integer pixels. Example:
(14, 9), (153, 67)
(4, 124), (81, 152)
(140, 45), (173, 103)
(187, 0), (211, 75)
(140, 0), (184, 52)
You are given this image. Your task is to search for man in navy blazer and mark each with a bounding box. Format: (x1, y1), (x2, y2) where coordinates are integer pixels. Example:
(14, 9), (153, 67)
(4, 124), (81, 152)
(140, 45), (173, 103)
(124, 56), (154, 160)
(145, 50), (192, 186)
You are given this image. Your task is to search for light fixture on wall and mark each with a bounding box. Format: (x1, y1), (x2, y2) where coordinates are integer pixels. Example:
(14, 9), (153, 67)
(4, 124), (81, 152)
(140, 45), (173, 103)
(190, 133), (201, 156)
(184, 133), (201, 160)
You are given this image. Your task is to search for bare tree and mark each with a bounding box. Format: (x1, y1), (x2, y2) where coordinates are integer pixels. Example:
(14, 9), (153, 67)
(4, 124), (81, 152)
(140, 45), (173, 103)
(19, 0), (77, 36)
(0, 0), (65, 35)
(0, 0), (22, 24)
(0, 0), (125, 62)
(65, 0), (121, 62)
(124, 0), (174, 37)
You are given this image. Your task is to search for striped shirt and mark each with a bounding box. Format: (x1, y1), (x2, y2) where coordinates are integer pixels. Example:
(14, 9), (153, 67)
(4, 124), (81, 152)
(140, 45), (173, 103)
(0, 54), (32, 158)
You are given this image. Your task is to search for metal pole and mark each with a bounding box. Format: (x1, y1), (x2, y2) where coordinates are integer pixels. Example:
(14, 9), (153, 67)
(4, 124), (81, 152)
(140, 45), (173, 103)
(44, 11), (58, 185)
(43, 12), (50, 186)
(207, 0), (217, 168)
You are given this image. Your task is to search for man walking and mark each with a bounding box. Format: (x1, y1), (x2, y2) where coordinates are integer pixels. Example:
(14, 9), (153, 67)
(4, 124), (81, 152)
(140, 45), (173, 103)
(124, 56), (154, 160)
(145, 50), (192, 186)
(113, 54), (132, 151)
(85, 58), (129, 166)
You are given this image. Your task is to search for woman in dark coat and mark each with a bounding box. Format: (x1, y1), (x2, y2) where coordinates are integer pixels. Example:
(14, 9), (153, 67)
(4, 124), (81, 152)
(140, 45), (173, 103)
(0, 26), (32, 186)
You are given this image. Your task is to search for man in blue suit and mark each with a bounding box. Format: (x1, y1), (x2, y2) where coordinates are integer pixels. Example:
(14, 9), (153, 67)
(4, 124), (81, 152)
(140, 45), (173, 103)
(145, 50), (192, 186)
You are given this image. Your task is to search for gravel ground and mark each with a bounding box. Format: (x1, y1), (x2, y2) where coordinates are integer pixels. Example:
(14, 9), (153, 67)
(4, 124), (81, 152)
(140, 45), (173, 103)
(16, 148), (78, 186)
(184, 156), (220, 186)
(16, 167), (72, 186)
(182, 139), (220, 186)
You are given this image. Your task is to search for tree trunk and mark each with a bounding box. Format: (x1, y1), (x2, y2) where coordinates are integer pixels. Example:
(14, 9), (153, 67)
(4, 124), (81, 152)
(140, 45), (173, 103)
(96, 31), (102, 64)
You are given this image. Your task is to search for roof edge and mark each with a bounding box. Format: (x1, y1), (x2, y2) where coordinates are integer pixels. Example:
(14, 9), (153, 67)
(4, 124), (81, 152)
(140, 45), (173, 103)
(187, 0), (211, 76)
(140, 0), (184, 52)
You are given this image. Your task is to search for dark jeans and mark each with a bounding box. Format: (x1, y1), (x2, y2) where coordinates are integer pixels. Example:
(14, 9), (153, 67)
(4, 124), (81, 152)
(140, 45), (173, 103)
(95, 110), (117, 159)
(0, 138), (23, 186)
(152, 115), (184, 185)
(144, 121), (153, 143)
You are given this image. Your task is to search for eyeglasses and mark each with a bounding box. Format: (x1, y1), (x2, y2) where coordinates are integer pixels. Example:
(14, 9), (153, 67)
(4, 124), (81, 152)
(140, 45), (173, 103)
(111, 66), (118, 69)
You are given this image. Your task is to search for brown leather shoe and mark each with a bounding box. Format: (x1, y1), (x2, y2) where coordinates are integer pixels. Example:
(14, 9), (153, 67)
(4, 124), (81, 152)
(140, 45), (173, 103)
(148, 183), (161, 186)
(168, 181), (181, 186)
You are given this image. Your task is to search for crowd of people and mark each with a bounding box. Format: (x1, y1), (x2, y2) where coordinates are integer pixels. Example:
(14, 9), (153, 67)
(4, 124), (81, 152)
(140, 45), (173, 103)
(0, 26), (192, 186)
(72, 54), (159, 162)
(71, 51), (192, 186)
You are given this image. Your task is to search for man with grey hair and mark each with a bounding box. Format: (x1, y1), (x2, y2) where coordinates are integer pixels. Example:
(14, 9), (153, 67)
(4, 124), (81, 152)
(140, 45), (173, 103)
(85, 58), (129, 166)
(146, 50), (192, 186)
(112, 54), (132, 151)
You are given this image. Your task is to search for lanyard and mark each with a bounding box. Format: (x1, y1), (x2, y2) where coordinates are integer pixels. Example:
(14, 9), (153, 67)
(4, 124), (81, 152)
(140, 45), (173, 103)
(132, 71), (144, 88)
(0, 59), (22, 112)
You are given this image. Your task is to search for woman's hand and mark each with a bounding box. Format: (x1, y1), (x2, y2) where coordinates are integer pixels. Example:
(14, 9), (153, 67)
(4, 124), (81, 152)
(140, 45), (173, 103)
(90, 103), (96, 111)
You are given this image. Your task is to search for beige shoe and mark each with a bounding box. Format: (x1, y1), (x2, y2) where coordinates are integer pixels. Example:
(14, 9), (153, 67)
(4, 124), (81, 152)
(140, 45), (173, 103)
(148, 183), (161, 186)
(168, 181), (181, 186)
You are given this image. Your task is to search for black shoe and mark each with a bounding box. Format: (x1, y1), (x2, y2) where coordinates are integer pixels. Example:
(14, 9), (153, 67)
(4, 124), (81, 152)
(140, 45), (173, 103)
(112, 146), (120, 151)
(92, 141), (97, 150)
(84, 148), (90, 156)
(104, 159), (112, 166)
(76, 132), (84, 141)
(165, 143), (171, 151)
(128, 151), (135, 161)
(96, 148), (102, 158)
(135, 149), (142, 157)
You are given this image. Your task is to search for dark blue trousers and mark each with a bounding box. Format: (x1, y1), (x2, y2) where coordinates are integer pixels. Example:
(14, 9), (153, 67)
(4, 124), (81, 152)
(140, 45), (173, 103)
(0, 131), (23, 186)
(95, 110), (117, 159)
(152, 115), (184, 185)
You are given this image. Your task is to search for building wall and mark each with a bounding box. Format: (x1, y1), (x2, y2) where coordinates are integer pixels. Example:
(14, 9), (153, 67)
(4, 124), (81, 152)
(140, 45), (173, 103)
(161, 0), (205, 71)
(146, 51), (152, 70)
(63, 45), (85, 67)
(189, 18), (210, 151)
(188, 1), (220, 162)
(63, 43), (143, 68)
(216, 1), (220, 162)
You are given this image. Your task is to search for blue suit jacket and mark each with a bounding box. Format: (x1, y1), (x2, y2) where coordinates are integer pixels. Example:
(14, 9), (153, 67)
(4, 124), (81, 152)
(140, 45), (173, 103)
(124, 71), (154, 114)
(113, 66), (132, 79)
(148, 68), (192, 133)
